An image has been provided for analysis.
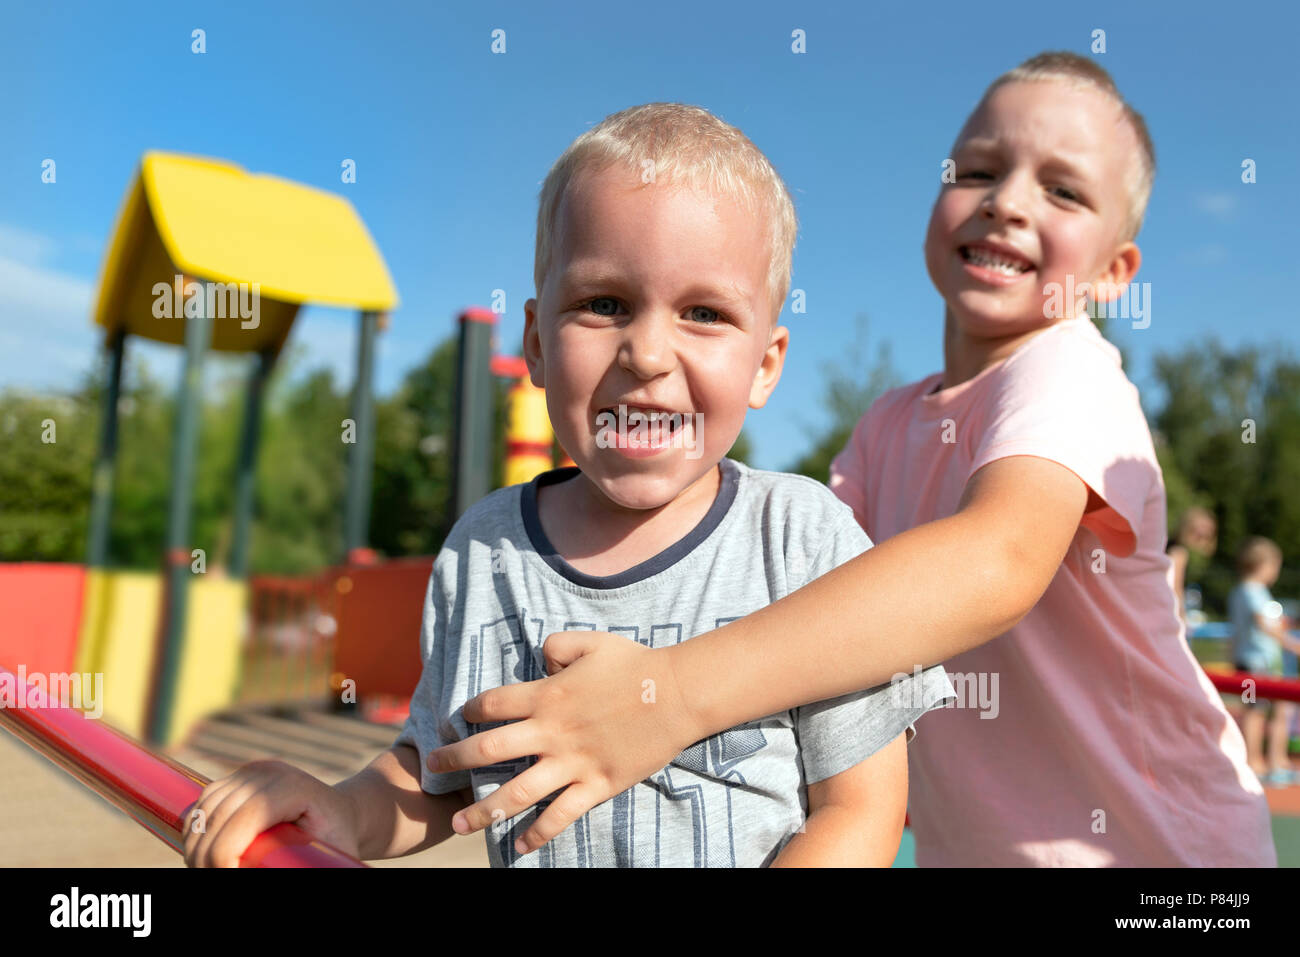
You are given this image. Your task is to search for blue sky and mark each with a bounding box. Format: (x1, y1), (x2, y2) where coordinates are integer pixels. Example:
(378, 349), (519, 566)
(3, 0), (1296, 470)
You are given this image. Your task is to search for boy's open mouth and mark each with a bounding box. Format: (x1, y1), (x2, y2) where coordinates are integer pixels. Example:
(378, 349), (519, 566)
(959, 242), (1034, 276)
(595, 404), (692, 450)
(597, 405), (688, 434)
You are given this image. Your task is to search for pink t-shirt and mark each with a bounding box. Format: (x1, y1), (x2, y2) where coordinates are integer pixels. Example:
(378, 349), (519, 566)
(829, 317), (1275, 866)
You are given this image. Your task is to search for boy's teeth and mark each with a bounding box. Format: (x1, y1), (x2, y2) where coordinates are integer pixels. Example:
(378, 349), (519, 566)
(600, 407), (684, 430)
(962, 246), (1030, 275)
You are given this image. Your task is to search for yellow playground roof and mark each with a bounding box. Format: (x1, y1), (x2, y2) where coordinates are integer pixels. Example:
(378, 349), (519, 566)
(93, 151), (399, 353)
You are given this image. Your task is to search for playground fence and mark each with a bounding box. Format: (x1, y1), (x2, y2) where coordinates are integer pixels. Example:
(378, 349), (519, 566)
(240, 573), (341, 708)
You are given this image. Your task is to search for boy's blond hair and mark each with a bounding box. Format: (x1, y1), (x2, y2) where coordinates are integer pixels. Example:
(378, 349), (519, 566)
(533, 102), (797, 328)
(979, 52), (1156, 241)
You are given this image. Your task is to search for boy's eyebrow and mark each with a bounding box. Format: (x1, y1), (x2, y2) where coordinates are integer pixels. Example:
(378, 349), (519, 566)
(561, 267), (757, 309)
(954, 137), (1000, 155)
(1038, 157), (1092, 183)
(685, 280), (756, 308)
(957, 137), (1094, 182)
(561, 263), (625, 288)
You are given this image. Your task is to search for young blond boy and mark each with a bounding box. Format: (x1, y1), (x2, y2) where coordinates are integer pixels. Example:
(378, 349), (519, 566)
(182, 103), (953, 868)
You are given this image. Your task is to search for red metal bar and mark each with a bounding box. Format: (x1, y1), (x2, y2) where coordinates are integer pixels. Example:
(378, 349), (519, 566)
(1205, 669), (1300, 704)
(0, 665), (365, 868)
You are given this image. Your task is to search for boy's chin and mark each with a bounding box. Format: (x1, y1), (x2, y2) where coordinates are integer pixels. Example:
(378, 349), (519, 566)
(947, 296), (1060, 339)
(578, 457), (716, 512)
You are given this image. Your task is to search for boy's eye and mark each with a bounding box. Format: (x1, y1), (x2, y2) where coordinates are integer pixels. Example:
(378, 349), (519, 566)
(958, 169), (994, 181)
(688, 306), (721, 325)
(583, 297), (621, 316)
(1050, 186), (1081, 202)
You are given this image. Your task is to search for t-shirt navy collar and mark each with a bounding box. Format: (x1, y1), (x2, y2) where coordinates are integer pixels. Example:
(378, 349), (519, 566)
(520, 458), (740, 589)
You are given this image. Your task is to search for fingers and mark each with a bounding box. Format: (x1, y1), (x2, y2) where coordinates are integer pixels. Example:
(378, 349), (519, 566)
(429, 717), (547, 779)
(460, 680), (539, 725)
(182, 761), (304, 868)
(514, 781), (607, 855)
(448, 758), (576, 836)
(542, 630), (602, 675)
(182, 776), (245, 867)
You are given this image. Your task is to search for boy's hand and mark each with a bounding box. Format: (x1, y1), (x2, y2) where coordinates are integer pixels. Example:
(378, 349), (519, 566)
(182, 760), (361, 867)
(431, 630), (701, 854)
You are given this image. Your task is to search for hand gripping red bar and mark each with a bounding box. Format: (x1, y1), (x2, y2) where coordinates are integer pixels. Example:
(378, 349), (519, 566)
(0, 664), (366, 867)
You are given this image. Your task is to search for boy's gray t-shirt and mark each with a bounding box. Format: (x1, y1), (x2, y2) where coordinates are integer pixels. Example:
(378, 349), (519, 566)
(395, 457), (954, 867)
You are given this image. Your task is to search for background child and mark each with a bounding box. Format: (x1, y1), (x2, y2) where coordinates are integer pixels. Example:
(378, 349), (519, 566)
(1167, 506), (1218, 629)
(429, 53), (1277, 868)
(182, 103), (952, 868)
(1230, 535), (1300, 785)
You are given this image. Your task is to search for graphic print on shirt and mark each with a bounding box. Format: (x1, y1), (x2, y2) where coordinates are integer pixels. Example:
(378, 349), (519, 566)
(470, 612), (767, 866)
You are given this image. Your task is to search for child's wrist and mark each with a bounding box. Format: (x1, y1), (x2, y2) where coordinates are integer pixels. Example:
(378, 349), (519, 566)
(331, 775), (371, 854)
(660, 643), (715, 746)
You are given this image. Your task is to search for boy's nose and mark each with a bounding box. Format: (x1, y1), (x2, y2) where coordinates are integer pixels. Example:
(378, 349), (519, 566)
(617, 312), (677, 379)
(979, 175), (1030, 227)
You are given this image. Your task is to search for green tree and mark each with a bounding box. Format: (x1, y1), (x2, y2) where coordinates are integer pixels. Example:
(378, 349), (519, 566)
(1151, 341), (1300, 612)
(0, 389), (95, 560)
(787, 314), (901, 483)
(369, 335), (461, 557)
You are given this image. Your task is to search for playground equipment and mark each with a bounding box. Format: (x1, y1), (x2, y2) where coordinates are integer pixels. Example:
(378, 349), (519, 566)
(491, 354), (556, 485)
(76, 151), (399, 747)
(0, 664), (363, 867)
(1, 149), (569, 747)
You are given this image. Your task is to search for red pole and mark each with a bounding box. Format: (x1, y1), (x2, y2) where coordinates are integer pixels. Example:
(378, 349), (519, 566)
(0, 665), (365, 867)
(1204, 668), (1300, 703)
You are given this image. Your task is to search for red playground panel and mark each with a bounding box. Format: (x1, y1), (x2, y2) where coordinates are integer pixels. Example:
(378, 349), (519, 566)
(0, 563), (86, 677)
(331, 557), (434, 701)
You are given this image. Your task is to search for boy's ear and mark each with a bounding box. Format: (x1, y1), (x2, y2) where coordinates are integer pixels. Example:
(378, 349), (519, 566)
(523, 297), (545, 387)
(748, 324), (789, 410)
(1094, 242), (1142, 302)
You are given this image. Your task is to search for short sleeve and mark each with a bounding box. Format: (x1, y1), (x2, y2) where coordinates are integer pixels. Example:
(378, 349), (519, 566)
(796, 666), (955, 784)
(967, 322), (1156, 558)
(828, 409), (873, 530)
(792, 496), (956, 784)
(393, 551), (472, 795)
(1243, 584), (1271, 615)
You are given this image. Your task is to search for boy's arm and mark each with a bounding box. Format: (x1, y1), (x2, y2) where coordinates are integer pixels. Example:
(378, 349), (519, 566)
(335, 744), (474, 860)
(1256, 613), (1300, 654)
(770, 732), (908, 868)
(432, 454), (1088, 850)
(1252, 611), (1291, 643)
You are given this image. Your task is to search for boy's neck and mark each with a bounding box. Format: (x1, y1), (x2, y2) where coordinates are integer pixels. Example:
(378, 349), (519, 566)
(536, 462), (724, 577)
(940, 308), (1067, 390)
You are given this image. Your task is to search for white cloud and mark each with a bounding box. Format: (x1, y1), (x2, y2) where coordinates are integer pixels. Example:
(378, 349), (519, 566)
(1194, 192), (1238, 218)
(0, 254), (99, 391)
(0, 223), (60, 266)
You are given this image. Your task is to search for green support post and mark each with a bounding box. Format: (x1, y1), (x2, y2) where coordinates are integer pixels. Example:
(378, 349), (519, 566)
(229, 349), (273, 579)
(85, 328), (126, 567)
(342, 311), (380, 561)
(148, 286), (212, 746)
(452, 308), (496, 518)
